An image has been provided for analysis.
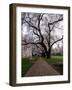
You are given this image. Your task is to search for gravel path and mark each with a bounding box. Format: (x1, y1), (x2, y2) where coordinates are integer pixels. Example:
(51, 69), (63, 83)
(25, 58), (60, 77)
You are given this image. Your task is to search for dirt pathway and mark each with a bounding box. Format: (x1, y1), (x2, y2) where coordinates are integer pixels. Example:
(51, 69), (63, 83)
(25, 58), (60, 77)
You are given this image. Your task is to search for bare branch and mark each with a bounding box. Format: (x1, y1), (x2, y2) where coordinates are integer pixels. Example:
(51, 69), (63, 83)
(22, 41), (40, 45)
(50, 23), (55, 32)
(51, 36), (63, 47)
(37, 14), (41, 29)
(35, 44), (44, 52)
(24, 19), (44, 42)
(40, 14), (45, 20)
(45, 36), (49, 44)
(49, 18), (63, 25)
(24, 19), (40, 30)
(33, 30), (40, 37)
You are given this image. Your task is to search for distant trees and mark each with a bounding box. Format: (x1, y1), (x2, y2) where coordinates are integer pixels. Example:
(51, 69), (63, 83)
(22, 13), (63, 58)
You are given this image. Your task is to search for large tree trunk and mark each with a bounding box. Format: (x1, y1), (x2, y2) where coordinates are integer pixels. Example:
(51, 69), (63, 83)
(40, 42), (51, 58)
(46, 48), (51, 58)
(46, 24), (51, 58)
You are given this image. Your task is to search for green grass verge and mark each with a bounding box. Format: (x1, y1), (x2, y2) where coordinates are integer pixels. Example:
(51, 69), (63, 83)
(22, 58), (33, 77)
(21, 56), (38, 77)
(45, 55), (63, 64)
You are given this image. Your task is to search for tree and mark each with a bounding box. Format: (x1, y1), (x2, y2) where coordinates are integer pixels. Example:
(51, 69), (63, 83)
(21, 13), (63, 58)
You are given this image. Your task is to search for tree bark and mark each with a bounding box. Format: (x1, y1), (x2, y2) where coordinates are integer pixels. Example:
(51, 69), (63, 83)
(47, 48), (51, 58)
(46, 24), (51, 58)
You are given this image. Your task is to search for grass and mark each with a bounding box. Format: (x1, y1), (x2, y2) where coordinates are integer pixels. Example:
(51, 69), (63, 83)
(45, 55), (63, 64)
(44, 55), (63, 75)
(21, 56), (38, 77)
(22, 58), (33, 77)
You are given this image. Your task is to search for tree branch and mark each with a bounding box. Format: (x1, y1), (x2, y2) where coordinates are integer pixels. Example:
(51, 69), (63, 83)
(33, 30), (41, 41)
(38, 14), (41, 29)
(49, 18), (63, 25)
(24, 19), (40, 31)
(37, 14), (44, 42)
(51, 36), (63, 47)
(22, 41), (40, 45)
(24, 19), (43, 42)
(40, 14), (45, 20)
(35, 44), (44, 52)
(33, 30), (40, 37)
(50, 23), (55, 32)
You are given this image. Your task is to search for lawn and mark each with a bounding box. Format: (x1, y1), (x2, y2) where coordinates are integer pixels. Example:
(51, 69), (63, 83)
(44, 55), (63, 74)
(45, 55), (63, 64)
(21, 56), (38, 77)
